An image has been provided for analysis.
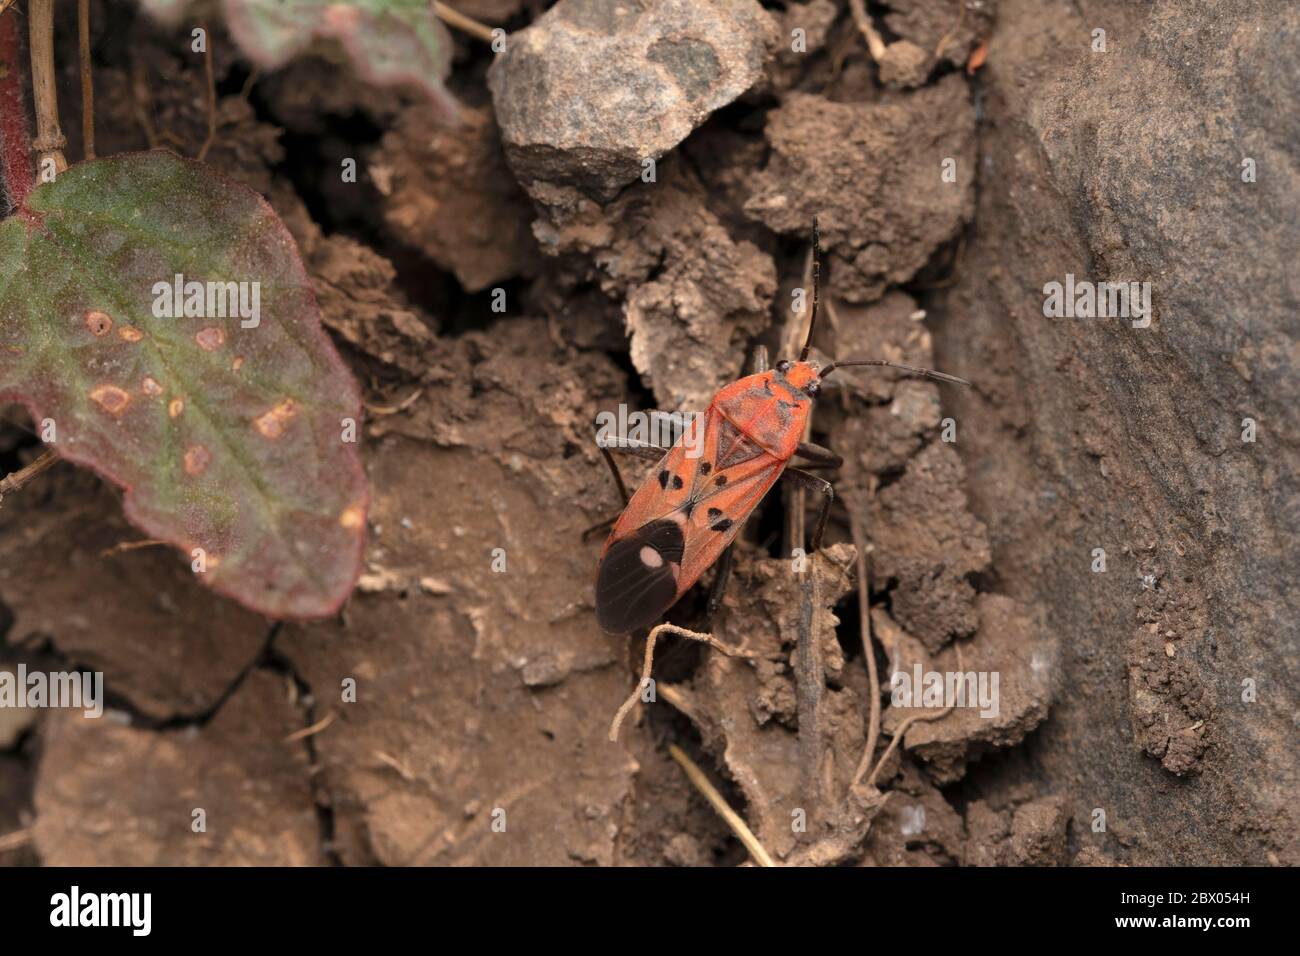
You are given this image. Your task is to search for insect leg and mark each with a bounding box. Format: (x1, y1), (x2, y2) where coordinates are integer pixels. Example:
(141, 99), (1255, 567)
(583, 437), (672, 541)
(794, 441), (843, 470)
(581, 515), (618, 542)
(783, 467), (834, 552)
(705, 543), (736, 621)
(599, 441), (668, 462)
(587, 439), (665, 538)
(598, 444), (631, 505)
(752, 345), (769, 374)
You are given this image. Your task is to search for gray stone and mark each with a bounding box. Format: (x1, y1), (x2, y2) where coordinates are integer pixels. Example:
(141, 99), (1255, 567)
(488, 0), (777, 202)
(930, 0), (1299, 864)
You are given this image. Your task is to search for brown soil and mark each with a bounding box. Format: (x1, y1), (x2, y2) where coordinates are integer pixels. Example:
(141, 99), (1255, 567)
(0, 0), (1294, 867)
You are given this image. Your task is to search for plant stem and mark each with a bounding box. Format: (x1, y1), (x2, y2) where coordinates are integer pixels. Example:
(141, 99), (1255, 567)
(0, 449), (58, 500)
(667, 744), (776, 867)
(432, 2), (496, 43)
(27, 0), (67, 175)
(0, 6), (33, 209)
(79, 0), (94, 160)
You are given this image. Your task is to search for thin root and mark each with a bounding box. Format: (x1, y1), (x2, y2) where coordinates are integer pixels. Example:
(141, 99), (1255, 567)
(607, 623), (763, 743)
(364, 389), (423, 416)
(863, 643), (965, 788)
(196, 21), (217, 162)
(0, 827), (32, 853)
(432, 2), (496, 43)
(848, 0), (887, 62)
(374, 750), (417, 782)
(99, 539), (168, 557)
(668, 743), (775, 868)
(284, 710), (335, 744)
(848, 502), (881, 788)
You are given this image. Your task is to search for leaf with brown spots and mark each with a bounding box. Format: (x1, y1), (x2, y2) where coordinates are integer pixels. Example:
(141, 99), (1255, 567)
(0, 151), (367, 618)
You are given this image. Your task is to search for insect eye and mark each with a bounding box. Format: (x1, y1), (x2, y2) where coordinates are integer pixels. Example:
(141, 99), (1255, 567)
(805, 380), (821, 397)
(776, 360), (792, 373)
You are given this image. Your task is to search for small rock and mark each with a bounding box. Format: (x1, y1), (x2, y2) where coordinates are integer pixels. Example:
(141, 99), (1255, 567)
(879, 40), (931, 89)
(768, 0), (839, 92)
(358, 567), (405, 593)
(520, 653), (571, 688)
(663, 832), (707, 867)
(1008, 795), (1070, 866)
(1074, 846), (1123, 866)
(488, 0), (778, 202)
(962, 800), (1009, 866)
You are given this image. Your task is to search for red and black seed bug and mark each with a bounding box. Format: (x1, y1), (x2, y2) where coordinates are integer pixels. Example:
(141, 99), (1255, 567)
(593, 218), (969, 635)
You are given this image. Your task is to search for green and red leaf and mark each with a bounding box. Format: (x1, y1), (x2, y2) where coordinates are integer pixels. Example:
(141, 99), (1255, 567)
(0, 151), (367, 618)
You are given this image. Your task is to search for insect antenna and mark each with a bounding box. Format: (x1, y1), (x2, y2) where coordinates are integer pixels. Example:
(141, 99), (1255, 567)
(819, 359), (971, 387)
(799, 216), (820, 362)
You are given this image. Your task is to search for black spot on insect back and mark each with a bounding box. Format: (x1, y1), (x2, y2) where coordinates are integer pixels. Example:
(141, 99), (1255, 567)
(672, 474), (684, 490)
(658, 470), (669, 489)
(699, 461), (712, 475)
(707, 507), (722, 520)
(715, 475), (727, 486)
(710, 518), (733, 532)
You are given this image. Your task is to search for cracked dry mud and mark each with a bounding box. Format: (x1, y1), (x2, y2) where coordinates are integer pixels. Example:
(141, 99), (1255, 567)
(0, 0), (1294, 868)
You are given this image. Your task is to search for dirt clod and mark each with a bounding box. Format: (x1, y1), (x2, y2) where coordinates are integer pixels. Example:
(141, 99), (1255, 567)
(371, 106), (539, 292)
(745, 76), (976, 302)
(33, 671), (323, 866)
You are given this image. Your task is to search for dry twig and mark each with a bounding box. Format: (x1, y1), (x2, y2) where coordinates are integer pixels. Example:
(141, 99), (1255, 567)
(848, 503), (882, 787)
(0, 828), (32, 853)
(668, 743), (775, 867)
(0, 450), (57, 501)
(27, 0), (67, 173)
(284, 710), (335, 744)
(607, 623), (764, 742)
(432, 2), (496, 43)
(99, 539), (167, 557)
(78, 0), (94, 159)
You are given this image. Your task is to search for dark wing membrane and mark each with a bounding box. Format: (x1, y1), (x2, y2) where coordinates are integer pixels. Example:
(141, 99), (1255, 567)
(595, 518), (685, 634)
